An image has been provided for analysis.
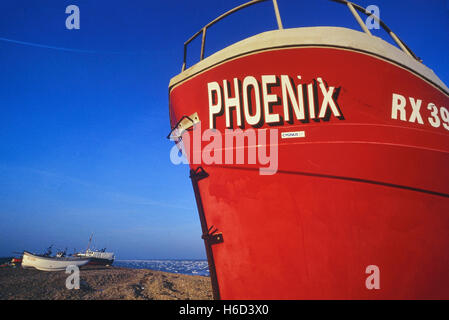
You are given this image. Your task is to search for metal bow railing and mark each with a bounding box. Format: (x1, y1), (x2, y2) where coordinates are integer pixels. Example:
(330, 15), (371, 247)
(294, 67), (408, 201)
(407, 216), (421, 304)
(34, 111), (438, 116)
(181, 0), (420, 72)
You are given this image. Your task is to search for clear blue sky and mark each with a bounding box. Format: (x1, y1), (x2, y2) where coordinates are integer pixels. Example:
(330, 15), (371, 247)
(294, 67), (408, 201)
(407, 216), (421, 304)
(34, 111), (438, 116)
(0, 0), (448, 259)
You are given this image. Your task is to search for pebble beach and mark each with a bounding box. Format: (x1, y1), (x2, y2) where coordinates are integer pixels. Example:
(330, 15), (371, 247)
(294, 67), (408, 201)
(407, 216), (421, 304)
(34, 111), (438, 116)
(0, 265), (212, 300)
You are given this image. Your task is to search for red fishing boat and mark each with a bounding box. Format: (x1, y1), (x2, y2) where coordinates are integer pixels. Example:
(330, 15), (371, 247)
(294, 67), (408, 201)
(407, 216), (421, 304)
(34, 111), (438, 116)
(168, 0), (449, 299)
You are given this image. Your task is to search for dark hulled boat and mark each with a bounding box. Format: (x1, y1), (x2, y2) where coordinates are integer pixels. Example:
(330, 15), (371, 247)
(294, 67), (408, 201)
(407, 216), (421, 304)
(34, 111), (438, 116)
(73, 234), (114, 266)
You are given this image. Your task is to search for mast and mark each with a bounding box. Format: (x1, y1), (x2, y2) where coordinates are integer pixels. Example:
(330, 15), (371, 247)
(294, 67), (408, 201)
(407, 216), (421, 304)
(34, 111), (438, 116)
(86, 233), (93, 253)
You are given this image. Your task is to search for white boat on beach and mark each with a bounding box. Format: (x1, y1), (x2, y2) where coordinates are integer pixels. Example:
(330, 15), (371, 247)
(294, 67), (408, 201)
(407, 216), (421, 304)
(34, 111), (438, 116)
(73, 233), (115, 266)
(74, 249), (114, 266)
(21, 251), (90, 271)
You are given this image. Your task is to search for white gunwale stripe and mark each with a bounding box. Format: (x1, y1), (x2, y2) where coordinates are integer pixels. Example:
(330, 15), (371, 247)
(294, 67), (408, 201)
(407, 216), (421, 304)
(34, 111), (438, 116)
(169, 27), (449, 97)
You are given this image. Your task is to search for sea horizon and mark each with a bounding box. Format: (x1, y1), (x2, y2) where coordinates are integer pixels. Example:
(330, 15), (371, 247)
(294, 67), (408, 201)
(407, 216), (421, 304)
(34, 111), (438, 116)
(113, 259), (210, 277)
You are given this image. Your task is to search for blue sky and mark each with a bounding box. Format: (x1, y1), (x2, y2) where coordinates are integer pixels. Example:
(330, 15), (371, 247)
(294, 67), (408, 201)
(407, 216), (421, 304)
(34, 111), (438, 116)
(0, 0), (448, 259)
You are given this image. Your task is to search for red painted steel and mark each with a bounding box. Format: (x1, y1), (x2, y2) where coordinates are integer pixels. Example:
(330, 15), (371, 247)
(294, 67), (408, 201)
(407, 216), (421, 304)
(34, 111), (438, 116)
(169, 47), (449, 299)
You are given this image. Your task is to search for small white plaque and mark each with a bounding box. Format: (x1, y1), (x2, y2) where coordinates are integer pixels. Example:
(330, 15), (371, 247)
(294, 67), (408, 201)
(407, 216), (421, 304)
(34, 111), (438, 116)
(281, 131), (306, 139)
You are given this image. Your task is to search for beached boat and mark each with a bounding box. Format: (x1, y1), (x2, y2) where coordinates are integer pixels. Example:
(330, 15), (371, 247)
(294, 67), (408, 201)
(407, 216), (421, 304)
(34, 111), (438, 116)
(73, 234), (115, 266)
(21, 251), (90, 271)
(74, 249), (114, 266)
(168, 0), (449, 299)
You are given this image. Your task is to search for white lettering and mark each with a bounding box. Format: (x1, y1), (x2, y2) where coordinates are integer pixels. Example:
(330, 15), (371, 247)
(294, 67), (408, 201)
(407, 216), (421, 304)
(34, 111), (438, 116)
(262, 75), (280, 124)
(223, 79), (242, 128)
(208, 82), (222, 130)
(408, 97), (424, 124)
(281, 75), (305, 121)
(242, 76), (262, 126)
(428, 103), (441, 128)
(391, 93), (407, 121)
(307, 82), (316, 119)
(317, 77), (340, 118)
(208, 75), (343, 128)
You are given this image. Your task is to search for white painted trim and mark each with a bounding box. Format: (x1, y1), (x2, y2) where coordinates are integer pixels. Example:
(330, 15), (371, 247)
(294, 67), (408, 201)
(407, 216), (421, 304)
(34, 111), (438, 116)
(169, 27), (449, 96)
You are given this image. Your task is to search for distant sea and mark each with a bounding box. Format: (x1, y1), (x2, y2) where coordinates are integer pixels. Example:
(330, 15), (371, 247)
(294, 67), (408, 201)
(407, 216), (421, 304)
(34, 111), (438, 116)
(114, 260), (210, 277)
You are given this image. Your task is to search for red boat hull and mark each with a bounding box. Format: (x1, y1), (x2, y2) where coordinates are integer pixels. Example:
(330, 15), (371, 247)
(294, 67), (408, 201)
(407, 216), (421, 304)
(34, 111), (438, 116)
(169, 46), (449, 299)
